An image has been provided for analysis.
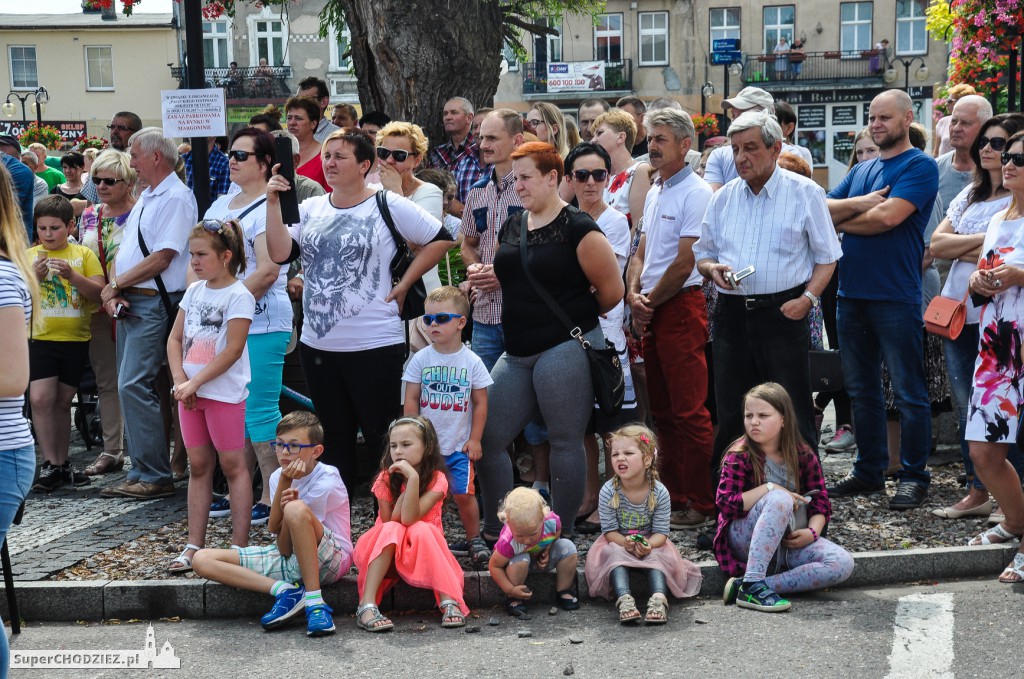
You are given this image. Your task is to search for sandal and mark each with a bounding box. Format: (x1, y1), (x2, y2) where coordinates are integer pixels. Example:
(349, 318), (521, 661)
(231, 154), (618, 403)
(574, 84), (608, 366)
(172, 469), (190, 483)
(439, 599), (466, 628)
(556, 588), (580, 611)
(83, 451), (124, 477)
(355, 603), (394, 632)
(968, 523), (1021, 546)
(468, 536), (492, 567)
(506, 598), (529, 617)
(999, 553), (1024, 583)
(168, 543), (200, 574)
(616, 594), (641, 624)
(644, 594), (669, 625)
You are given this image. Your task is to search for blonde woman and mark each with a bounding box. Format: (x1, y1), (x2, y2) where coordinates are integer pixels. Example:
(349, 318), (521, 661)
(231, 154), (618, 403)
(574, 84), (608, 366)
(526, 102), (569, 157)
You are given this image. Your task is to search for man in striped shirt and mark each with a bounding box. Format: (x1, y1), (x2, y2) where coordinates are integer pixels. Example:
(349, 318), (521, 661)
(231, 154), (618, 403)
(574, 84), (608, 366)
(429, 97), (488, 219)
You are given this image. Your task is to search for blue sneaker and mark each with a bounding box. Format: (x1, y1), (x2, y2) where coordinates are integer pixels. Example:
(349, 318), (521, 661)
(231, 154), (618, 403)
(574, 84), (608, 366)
(251, 503), (271, 525)
(306, 603), (336, 637)
(209, 496), (231, 518)
(260, 585), (306, 630)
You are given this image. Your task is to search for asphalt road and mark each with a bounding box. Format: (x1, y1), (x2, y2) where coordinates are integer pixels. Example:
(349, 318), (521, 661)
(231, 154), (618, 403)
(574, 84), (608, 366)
(7, 578), (1022, 678)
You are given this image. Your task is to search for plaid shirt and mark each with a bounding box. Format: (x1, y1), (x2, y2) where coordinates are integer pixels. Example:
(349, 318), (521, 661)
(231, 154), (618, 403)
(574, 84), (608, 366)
(459, 169), (523, 325)
(428, 133), (487, 203)
(183, 146), (232, 201)
(713, 443), (832, 577)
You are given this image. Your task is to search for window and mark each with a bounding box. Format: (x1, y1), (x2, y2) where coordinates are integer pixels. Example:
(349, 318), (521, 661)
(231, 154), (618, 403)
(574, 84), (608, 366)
(9, 46), (37, 89)
(638, 12), (669, 66)
(763, 5), (795, 52)
(896, 0), (927, 55)
(502, 42), (519, 72)
(594, 13), (623, 63)
(840, 3), (873, 52)
(202, 20), (231, 67)
(535, 16), (562, 62)
(248, 9), (288, 67)
(85, 46), (114, 90)
(710, 8), (741, 45)
(328, 23), (351, 72)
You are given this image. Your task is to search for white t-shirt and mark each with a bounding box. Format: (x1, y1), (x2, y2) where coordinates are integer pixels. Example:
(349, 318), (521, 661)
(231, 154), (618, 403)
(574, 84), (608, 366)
(597, 205), (630, 272)
(640, 167), (711, 293)
(204, 193), (293, 335)
(402, 345), (493, 455)
(409, 182), (444, 292)
(289, 192), (443, 351)
(704, 142), (814, 186)
(180, 279), (256, 404)
(268, 462), (352, 555)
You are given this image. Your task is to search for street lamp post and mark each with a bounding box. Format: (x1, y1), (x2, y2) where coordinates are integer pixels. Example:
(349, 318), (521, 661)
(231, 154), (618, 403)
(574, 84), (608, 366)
(883, 57), (929, 93)
(2, 86), (49, 129)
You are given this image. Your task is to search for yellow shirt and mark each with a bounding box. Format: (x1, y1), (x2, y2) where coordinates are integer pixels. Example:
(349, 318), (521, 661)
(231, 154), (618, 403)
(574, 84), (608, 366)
(27, 242), (103, 342)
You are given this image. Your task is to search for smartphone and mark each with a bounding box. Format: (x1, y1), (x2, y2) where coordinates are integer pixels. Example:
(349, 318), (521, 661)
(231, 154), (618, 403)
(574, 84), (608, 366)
(113, 303), (127, 319)
(725, 265), (756, 288)
(274, 136), (301, 225)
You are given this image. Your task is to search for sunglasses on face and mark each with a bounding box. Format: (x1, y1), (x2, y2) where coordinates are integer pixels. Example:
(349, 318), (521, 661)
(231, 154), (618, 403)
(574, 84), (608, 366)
(376, 147), (412, 162)
(422, 312), (463, 325)
(980, 137), (1008, 152)
(270, 441), (317, 454)
(228, 150), (255, 162)
(572, 169), (609, 183)
(91, 176), (125, 186)
(1002, 152), (1024, 167)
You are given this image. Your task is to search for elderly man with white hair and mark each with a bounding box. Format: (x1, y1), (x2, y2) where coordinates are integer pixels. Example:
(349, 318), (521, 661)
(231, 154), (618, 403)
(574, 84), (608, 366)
(695, 111), (841, 463)
(99, 127), (198, 500)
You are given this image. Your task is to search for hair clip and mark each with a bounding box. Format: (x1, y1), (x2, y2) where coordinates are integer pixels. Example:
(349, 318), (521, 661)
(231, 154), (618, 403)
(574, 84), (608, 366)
(639, 433), (650, 444)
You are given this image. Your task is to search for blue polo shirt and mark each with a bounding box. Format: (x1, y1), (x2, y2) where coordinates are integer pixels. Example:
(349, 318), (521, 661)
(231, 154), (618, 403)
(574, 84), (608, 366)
(1, 153), (35, 239)
(827, 148), (938, 305)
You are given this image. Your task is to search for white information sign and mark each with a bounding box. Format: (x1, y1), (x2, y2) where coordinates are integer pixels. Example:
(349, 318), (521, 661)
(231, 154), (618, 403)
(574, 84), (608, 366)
(546, 61), (607, 93)
(161, 88), (226, 137)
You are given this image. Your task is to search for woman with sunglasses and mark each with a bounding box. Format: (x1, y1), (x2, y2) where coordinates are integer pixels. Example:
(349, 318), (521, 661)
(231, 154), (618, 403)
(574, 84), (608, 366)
(963, 130), (1024, 582)
(285, 96), (328, 191)
(562, 142), (636, 534)
(476, 142), (623, 545)
(264, 128), (451, 495)
(78, 150), (137, 477)
(930, 114), (1024, 523)
(201, 127), (293, 525)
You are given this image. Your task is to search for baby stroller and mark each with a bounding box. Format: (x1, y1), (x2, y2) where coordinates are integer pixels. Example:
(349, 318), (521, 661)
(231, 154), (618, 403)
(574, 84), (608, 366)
(73, 359), (103, 450)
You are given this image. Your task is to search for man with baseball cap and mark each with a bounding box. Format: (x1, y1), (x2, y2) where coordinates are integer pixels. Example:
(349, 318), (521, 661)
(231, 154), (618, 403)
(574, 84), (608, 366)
(704, 86), (813, 190)
(0, 134), (36, 236)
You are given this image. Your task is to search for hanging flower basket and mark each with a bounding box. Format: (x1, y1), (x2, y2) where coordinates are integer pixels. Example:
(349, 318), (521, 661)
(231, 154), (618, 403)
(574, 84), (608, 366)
(691, 114), (720, 137)
(19, 123), (63, 150)
(73, 135), (110, 152)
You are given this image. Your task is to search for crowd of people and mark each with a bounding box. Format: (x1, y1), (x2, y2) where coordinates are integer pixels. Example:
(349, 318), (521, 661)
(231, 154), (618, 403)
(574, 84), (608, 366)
(2, 74), (1024, 649)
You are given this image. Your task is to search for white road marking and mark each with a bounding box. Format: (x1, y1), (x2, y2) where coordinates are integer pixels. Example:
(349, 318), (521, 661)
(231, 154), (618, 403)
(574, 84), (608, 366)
(885, 592), (955, 679)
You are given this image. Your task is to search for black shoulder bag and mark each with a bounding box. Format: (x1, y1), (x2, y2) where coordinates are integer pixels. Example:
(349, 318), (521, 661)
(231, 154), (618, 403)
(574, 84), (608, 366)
(518, 211), (624, 415)
(134, 206), (179, 340)
(376, 190), (426, 321)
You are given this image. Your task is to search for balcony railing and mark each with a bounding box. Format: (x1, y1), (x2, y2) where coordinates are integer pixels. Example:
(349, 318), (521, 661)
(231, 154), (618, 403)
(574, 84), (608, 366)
(522, 60), (633, 96)
(740, 50), (884, 85)
(169, 65), (293, 100)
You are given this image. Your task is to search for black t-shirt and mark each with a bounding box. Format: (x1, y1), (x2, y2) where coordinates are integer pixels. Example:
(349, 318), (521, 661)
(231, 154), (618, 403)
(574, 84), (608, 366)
(494, 206), (602, 356)
(632, 137), (649, 159)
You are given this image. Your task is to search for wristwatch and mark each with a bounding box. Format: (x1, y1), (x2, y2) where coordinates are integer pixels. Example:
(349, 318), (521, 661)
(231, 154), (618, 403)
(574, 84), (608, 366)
(802, 290), (820, 307)
(766, 482), (775, 492)
(110, 277), (119, 291)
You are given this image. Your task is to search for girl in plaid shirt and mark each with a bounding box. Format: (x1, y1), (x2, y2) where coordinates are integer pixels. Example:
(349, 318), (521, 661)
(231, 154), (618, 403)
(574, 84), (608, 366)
(715, 383), (854, 612)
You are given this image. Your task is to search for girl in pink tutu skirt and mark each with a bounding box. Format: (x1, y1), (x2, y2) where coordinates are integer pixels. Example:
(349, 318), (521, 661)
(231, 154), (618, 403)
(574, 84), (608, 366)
(584, 425), (701, 624)
(353, 416), (468, 632)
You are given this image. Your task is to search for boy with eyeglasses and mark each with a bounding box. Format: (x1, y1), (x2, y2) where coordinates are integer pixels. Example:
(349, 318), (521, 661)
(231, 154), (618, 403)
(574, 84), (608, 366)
(191, 410), (352, 637)
(402, 285), (493, 565)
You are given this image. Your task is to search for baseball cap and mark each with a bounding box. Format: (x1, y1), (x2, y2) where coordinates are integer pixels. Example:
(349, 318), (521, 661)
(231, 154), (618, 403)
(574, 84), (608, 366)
(722, 87), (775, 114)
(0, 135), (21, 152)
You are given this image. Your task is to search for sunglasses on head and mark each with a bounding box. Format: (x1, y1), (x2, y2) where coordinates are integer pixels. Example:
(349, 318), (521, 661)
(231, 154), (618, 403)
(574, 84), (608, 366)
(1002, 152), (1024, 167)
(376, 147), (412, 162)
(572, 169), (609, 183)
(980, 137), (1008, 152)
(200, 219), (231, 246)
(228, 150), (256, 162)
(422, 312), (463, 325)
(91, 176), (125, 187)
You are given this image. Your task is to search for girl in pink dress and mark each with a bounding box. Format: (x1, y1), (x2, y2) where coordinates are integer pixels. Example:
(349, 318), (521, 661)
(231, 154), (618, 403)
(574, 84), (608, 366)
(354, 416), (467, 632)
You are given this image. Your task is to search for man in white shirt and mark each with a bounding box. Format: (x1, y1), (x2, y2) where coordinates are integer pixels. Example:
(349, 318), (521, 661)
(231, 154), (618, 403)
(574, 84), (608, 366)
(627, 109), (715, 529)
(703, 87), (813, 190)
(99, 128), (198, 500)
(695, 111), (842, 461)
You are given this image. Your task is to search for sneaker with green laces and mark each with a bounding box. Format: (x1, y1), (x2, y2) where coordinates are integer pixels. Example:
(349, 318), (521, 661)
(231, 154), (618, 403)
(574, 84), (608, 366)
(736, 579), (791, 612)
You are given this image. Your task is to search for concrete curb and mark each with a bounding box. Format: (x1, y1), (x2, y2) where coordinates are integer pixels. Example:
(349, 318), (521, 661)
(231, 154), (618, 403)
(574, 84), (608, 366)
(2, 544), (1018, 622)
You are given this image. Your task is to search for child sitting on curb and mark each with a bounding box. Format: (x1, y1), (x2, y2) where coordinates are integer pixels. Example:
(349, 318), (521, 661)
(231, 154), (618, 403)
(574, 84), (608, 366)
(192, 411), (353, 637)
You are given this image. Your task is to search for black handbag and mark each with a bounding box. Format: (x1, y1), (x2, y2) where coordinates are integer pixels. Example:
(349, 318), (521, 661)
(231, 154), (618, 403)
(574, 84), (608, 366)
(518, 211), (625, 415)
(809, 349), (843, 391)
(376, 190), (426, 321)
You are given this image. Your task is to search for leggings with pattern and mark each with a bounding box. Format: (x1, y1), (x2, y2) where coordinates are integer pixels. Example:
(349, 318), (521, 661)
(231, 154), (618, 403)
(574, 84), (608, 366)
(727, 489), (854, 594)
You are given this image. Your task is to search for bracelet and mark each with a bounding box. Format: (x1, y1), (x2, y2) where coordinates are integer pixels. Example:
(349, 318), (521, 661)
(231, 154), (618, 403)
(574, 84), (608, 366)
(808, 526), (819, 542)
(294, 272), (304, 282)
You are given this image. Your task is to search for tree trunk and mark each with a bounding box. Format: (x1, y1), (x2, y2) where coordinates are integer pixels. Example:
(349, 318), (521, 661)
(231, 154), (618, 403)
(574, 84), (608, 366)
(340, 0), (504, 146)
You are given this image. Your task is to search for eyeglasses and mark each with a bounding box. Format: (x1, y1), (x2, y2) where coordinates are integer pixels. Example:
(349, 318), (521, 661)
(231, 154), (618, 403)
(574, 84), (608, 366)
(1001, 152), (1024, 167)
(270, 441), (318, 454)
(91, 176), (125, 186)
(200, 219), (231, 246)
(526, 119), (546, 128)
(572, 169), (609, 183)
(376, 147), (412, 162)
(228, 150), (255, 162)
(980, 137), (1008, 152)
(106, 124), (136, 133)
(422, 312), (463, 325)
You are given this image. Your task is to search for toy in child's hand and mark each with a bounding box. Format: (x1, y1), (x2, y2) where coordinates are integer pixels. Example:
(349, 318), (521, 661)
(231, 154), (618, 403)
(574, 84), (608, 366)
(626, 534), (649, 547)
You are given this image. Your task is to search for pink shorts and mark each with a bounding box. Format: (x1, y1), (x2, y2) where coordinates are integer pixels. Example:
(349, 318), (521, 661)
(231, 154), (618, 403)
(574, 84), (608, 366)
(178, 398), (246, 451)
